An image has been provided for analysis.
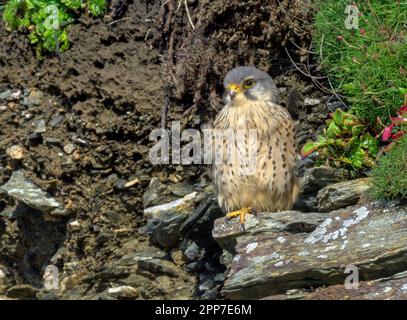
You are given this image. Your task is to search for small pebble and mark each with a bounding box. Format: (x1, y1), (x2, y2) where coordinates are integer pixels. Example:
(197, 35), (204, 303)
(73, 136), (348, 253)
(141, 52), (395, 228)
(304, 97), (321, 106)
(6, 145), (24, 160)
(63, 143), (76, 155)
(34, 119), (47, 133)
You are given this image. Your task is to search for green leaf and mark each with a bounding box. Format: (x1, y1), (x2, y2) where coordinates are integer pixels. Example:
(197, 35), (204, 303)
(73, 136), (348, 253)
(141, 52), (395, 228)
(326, 122), (341, 138)
(301, 141), (322, 157)
(350, 148), (365, 169)
(333, 109), (343, 126)
(351, 124), (365, 137)
(87, 0), (106, 16)
(361, 133), (379, 156)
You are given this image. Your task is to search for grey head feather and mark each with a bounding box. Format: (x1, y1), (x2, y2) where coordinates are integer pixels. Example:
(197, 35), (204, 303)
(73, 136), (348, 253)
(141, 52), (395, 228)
(223, 66), (280, 104)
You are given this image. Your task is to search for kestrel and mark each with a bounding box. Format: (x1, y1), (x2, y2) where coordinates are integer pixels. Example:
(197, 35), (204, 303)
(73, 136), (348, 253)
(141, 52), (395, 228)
(213, 66), (299, 227)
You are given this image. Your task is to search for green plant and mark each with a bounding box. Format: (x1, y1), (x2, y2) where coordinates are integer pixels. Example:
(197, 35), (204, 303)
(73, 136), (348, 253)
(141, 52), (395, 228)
(301, 109), (379, 173)
(370, 134), (407, 200)
(2, 0), (107, 57)
(314, 0), (407, 125)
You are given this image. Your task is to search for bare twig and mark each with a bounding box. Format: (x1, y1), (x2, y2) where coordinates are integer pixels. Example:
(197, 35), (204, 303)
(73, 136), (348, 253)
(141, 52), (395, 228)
(319, 34), (349, 109)
(284, 47), (326, 80)
(108, 17), (133, 25)
(183, 0), (195, 30)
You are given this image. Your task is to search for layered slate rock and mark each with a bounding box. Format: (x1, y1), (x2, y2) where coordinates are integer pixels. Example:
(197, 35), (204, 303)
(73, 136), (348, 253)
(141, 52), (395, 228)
(295, 166), (352, 211)
(213, 210), (327, 254)
(214, 202), (407, 299)
(0, 170), (66, 216)
(264, 272), (407, 300)
(317, 178), (371, 212)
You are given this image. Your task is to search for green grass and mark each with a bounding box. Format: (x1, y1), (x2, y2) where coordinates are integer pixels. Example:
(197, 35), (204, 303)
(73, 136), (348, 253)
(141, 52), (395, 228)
(2, 0), (107, 57)
(370, 134), (407, 200)
(314, 0), (407, 125)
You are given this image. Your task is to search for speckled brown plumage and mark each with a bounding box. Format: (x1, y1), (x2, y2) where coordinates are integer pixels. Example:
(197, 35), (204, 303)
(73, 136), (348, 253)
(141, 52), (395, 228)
(213, 67), (298, 215)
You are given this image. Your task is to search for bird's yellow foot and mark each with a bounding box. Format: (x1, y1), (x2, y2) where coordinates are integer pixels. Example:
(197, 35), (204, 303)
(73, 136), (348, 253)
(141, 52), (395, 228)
(226, 207), (252, 230)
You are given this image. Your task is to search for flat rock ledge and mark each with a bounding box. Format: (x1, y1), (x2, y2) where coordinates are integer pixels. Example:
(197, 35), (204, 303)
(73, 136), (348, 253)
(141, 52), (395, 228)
(213, 201), (407, 299)
(263, 271), (407, 300)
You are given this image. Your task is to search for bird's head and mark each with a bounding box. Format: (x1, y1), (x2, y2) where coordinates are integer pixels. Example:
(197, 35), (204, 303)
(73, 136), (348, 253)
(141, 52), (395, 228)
(223, 66), (280, 106)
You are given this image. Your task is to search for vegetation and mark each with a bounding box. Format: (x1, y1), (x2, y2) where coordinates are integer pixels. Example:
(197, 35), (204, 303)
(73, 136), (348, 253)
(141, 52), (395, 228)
(370, 134), (407, 200)
(301, 109), (378, 173)
(2, 0), (107, 57)
(305, 0), (406, 200)
(313, 0), (407, 125)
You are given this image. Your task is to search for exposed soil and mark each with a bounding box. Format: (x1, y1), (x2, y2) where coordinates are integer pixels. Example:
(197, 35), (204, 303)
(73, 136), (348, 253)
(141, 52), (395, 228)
(0, 0), (330, 299)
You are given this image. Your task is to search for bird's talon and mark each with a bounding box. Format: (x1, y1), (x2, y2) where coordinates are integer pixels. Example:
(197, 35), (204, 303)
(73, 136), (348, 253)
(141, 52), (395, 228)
(226, 207), (252, 229)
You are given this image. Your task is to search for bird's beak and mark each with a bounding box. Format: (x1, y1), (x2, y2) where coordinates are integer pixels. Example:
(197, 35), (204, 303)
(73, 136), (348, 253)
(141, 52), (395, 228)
(227, 83), (242, 99)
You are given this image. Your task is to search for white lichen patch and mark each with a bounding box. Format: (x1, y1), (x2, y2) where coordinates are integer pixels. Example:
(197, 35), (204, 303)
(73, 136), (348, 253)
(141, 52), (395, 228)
(305, 207), (369, 244)
(401, 284), (407, 291)
(251, 252), (282, 264)
(324, 245), (337, 252)
(244, 215), (260, 229)
(274, 261), (284, 267)
(233, 255), (241, 263)
(383, 287), (392, 293)
(362, 243), (371, 248)
(342, 206), (369, 228)
(298, 250), (310, 256)
(304, 218), (332, 244)
(340, 240), (349, 250)
(245, 242), (258, 253)
(276, 236), (286, 244)
(317, 254), (328, 259)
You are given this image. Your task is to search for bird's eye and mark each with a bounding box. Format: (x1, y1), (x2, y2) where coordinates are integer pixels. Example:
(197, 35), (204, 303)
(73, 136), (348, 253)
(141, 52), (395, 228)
(243, 79), (255, 89)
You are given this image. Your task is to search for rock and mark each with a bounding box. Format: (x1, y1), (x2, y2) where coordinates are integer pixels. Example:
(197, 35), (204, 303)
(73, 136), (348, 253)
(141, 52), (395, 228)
(49, 114), (65, 127)
(304, 97), (321, 106)
(183, 241), (202, 262)
(220, 202), (407, 299)
(299, 166), (351, 194)
(0, 89), (11, 100)
(0, 170), (66, 216)
(23, 90), (44, 106)
(10, 89), (22, 100)
(124, 178), (139, 188)
(213, 210), (327, 254)
(7, 284), (38, 299)
(327, 101), (348, 111)
(33, 119), (47, 133)
(199, 278), (216, 292)
(142, 178), (195, 208)
(26, 132), (43, 146)
(170, 249), (186, 266)
(45, 137), (62, 146)
(6, 145), (24, 160)
(295, 166), (355, 212)
(317, 178), (371, 212)
(107, 286), (139, 299)
(0, 266), (11, 295)
(0, 105), (7, 112)
(68, 220), (81, 231)
(143, 190), (204, 248)
(214, 273), (227, 283)
(63, 143), (76, 155)
(264, 272), (407, 300)
(134, 248), (183, 277)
